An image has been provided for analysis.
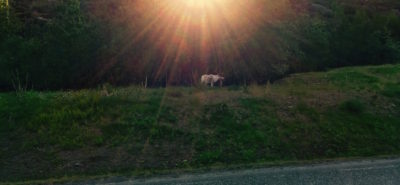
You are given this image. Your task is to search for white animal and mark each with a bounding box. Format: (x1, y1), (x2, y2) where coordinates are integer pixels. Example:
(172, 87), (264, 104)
(201, 74), (225, 87)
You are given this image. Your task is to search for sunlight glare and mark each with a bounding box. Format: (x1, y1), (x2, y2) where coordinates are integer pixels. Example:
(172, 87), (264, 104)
(114, 0), (293, 82)
(183, 0), (216, 9)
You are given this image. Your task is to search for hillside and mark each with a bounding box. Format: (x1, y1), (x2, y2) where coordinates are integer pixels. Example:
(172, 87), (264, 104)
(1, 64), (400, 183)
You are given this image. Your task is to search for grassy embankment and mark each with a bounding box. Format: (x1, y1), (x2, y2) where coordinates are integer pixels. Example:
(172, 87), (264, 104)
(1, 64), (400, 183)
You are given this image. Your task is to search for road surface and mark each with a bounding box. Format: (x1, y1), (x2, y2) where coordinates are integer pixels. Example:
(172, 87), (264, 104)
(66, 158), (400, 185)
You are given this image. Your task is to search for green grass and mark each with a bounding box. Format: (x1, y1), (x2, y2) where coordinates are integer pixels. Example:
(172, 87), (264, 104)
(1, 64), (400, 183)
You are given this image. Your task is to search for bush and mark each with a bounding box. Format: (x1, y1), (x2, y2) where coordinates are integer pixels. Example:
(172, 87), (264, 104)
(291, 5), (400, 72)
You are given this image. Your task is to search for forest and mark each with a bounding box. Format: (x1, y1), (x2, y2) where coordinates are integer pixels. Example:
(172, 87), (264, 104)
(1, 0), (400, 90)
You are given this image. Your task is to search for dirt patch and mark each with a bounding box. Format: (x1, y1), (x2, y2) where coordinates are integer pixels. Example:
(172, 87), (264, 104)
(53, 140), (194, 179)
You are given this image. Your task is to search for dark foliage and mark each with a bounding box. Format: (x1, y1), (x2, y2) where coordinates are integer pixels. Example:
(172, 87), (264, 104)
(0, 0), (399, 90)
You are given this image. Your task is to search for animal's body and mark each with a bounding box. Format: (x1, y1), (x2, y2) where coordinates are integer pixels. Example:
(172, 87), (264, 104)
(201, 74), (225, 87)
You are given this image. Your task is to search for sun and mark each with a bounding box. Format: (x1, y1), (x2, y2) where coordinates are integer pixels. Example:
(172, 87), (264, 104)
(168, 0), (232, 19)
(183, 0), (214, 8)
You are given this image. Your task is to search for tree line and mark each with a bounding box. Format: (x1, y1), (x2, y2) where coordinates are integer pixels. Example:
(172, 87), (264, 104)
(0, 0), (399, 91)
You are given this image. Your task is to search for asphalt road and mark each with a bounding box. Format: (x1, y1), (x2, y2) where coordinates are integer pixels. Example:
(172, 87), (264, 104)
(66, 158), (400, 185)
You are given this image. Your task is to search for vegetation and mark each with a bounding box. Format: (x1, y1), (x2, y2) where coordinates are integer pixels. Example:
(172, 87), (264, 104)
(1, 0), (400, 90)
(1, 0), (400, 183)
(1, 64), (400, 182)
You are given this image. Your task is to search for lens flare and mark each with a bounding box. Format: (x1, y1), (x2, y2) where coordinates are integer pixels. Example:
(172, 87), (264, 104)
(90, 0), (294, 84)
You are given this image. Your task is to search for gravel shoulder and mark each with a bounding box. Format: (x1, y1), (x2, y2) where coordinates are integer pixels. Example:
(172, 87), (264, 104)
(63, 157), (400, 185)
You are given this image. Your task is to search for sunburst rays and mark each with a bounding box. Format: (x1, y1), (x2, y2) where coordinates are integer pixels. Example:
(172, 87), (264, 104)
(91, 0), (293, 85)
(144, 0), (261, 83)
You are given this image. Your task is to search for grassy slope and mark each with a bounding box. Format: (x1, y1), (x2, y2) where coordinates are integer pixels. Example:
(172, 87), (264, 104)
(1, 64), (400, 182)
